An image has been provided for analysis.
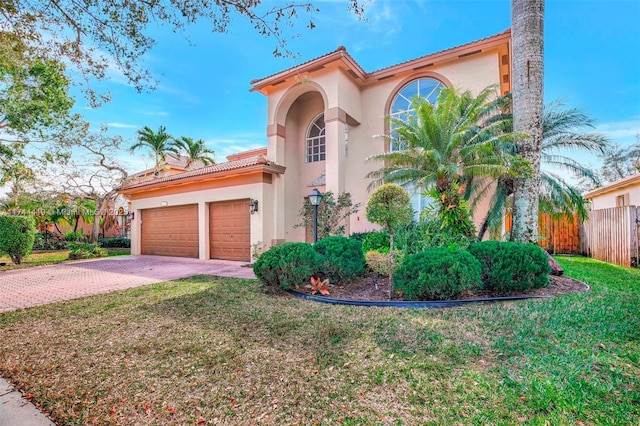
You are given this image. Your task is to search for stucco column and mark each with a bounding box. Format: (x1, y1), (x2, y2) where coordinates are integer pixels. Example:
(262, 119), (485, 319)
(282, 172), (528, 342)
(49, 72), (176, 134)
(267, 123), (286, 245)
(324, 107), (347, 196)
(198, 201), (209, 260)
(131, 208), (141, 255)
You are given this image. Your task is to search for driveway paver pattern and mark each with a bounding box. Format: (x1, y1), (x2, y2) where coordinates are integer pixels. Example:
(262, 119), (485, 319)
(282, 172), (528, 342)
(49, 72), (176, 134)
(0, 255), (255, 313)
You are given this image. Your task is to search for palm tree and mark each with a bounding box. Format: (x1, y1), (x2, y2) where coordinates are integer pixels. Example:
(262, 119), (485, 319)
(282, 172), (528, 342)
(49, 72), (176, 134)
(130, 126), (176, 169)
(476, 100), (608, 240)
(511, 0), (545, 243)
(173, 136), (216, 168)
(367, 86), (527, 237)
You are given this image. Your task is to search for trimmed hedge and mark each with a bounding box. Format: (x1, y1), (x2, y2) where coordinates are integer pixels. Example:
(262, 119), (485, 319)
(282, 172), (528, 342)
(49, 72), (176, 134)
(98, 237), (131, 248)
(253, 242), (321, 290)
(314, 236), (365, 284)
(0, 216), (36, 264)
(467, 241), (551, 294)
(394, 248), (481, 301)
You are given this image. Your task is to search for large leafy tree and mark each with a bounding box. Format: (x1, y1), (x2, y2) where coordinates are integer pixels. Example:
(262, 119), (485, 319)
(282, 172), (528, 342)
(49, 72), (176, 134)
(131, 126), (177, 170)
(599, 136), (640, 183)
(367, 86), (527, 237)
(0, 32), (76, 180)
(173, 136), (216, 169)
(510, 0), (545, 243)
(477, 100), (608, 240)
(0, 0), (364, 102)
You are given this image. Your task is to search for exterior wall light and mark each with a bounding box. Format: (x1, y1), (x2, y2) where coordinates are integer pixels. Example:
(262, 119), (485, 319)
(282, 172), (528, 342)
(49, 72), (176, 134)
(250, 199), (259, 214)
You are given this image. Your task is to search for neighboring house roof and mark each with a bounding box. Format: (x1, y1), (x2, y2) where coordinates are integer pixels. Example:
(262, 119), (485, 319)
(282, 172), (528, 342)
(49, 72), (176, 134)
(583, 173), (640, 199)
(226, 147), (268, 161)
(250, 29), (511, 93)
(131, 153), (206, 179)
(118, 155), (285, 193)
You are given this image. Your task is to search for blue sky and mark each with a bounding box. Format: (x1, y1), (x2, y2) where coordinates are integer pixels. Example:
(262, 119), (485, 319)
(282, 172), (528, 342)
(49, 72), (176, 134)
(74, 0), (640, 174)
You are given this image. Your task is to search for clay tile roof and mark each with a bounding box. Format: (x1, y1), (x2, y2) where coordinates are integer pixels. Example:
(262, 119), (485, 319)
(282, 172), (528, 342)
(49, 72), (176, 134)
(250, 30), (511, 91)
(250, 46), (364, 87)
(370, 29), (511, 75)
(119, 155), (284, 192)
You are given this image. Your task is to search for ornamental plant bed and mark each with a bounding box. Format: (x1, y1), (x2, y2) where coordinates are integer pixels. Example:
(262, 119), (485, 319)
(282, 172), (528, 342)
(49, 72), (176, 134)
(296, 273), (589, 302)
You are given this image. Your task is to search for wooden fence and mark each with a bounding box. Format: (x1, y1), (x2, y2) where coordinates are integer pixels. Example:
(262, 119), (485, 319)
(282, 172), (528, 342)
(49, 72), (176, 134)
(505, 213), (580, 254)
(580, 206), (640, 268)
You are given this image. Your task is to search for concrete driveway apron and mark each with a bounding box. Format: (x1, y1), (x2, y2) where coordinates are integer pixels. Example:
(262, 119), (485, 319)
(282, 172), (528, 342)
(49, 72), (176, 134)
(0, 255), (255, 313)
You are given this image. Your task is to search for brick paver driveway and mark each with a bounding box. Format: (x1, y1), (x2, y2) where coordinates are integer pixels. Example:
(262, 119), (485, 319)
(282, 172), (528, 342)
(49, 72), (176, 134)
(0, 255), (256, 313)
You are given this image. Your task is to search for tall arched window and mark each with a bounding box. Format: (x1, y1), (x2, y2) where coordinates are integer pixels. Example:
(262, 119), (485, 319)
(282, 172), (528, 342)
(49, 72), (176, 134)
(390, 77), (446, 137)
(306, 114), (325, 163)
(389, 77), (446, 216)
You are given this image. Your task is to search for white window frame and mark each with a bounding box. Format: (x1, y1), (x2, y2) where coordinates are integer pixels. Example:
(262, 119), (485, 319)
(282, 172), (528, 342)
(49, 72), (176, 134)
(306, 113), (326, 163)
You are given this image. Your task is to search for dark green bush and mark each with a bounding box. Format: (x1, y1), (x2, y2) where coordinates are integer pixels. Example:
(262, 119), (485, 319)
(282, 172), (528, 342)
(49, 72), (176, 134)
(0, 216), (36, 264)
(98, 237), (131, 248)
(394, 248), (481, 300)
(253, 242), (321, 290)
(467, 241), (550, 294)
(361, 231), (391, 253)
(32, 232), (68, 251)
(314, 236), (365, 284)
(348, 232), (371, 244)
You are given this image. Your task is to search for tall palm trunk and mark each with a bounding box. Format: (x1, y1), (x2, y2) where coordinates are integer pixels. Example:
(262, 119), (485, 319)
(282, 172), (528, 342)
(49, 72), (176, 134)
(511, 0), (544, 243)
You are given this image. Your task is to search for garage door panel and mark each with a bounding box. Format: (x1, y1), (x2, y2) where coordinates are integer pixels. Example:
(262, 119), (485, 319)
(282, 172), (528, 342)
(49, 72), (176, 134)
(209, 199), (250, 261)
(141, 204), (199, 258)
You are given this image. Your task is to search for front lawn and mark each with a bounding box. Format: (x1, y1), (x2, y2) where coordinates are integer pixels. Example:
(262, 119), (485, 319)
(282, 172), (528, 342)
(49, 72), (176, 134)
(0, 256), (638, 424)
(0, 248), (131, 271)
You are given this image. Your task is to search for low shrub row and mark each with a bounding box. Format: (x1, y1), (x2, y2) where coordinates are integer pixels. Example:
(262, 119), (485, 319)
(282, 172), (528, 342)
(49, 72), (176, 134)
(98, 237), (131, 248)
(253, 236), (365, 290)
(254, 236), (551, 300)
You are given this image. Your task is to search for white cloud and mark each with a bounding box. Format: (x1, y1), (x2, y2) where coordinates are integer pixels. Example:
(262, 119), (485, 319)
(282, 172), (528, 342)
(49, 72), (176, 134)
(595, 117), (640, 147)
(106, 122), (140, 129)
(206, 133), (266, 160)
(139, 110), (170, 117)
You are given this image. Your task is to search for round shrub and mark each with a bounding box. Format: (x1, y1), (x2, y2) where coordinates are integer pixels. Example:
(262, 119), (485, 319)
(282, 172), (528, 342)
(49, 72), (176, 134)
(467, 241), (551, 294)
(394, 248), (481, 301)
(253, 242), (321, 290)
(0, 216), (36, 264)
(314, 236), (365, 284)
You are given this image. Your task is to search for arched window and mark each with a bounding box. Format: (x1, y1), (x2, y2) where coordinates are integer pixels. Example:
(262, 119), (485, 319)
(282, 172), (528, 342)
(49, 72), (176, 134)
(390, 77), (445, 122)
(389, 77), (446, 216)
(306, 114), (325, 163)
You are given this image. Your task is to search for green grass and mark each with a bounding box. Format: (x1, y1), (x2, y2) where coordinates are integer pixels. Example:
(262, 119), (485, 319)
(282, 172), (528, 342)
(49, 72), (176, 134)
(0, 248), (130, 270)
(0, 256), (638, 425)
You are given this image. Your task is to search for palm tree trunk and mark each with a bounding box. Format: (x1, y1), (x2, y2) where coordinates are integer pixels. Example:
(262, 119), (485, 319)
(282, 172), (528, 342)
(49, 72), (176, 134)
(511, 0), (545, 244)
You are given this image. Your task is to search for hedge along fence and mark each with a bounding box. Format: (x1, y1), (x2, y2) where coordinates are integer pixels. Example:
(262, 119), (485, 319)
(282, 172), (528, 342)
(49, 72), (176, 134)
(0, 216), (36, 264)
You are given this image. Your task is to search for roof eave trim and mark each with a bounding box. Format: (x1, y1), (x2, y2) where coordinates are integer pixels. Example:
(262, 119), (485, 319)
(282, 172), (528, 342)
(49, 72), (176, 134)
(250, 49), (366, 92)
(118, 163), (286, 194)
(583, 173), (640, 199)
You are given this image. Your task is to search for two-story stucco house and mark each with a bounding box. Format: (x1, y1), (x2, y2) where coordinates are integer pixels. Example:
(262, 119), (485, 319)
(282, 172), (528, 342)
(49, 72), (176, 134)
(119, 30), (512, 261)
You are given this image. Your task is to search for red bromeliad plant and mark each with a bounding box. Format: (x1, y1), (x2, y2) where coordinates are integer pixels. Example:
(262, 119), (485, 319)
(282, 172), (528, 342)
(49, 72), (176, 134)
(308, 276), (330, 296)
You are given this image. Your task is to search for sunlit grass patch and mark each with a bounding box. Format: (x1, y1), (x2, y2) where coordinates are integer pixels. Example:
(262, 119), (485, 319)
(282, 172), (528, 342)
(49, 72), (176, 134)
(0, 257), (638, 424)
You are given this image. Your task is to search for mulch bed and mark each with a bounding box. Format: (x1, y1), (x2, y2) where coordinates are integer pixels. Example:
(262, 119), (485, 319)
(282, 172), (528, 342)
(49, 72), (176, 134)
(297, 274), (589, 302)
